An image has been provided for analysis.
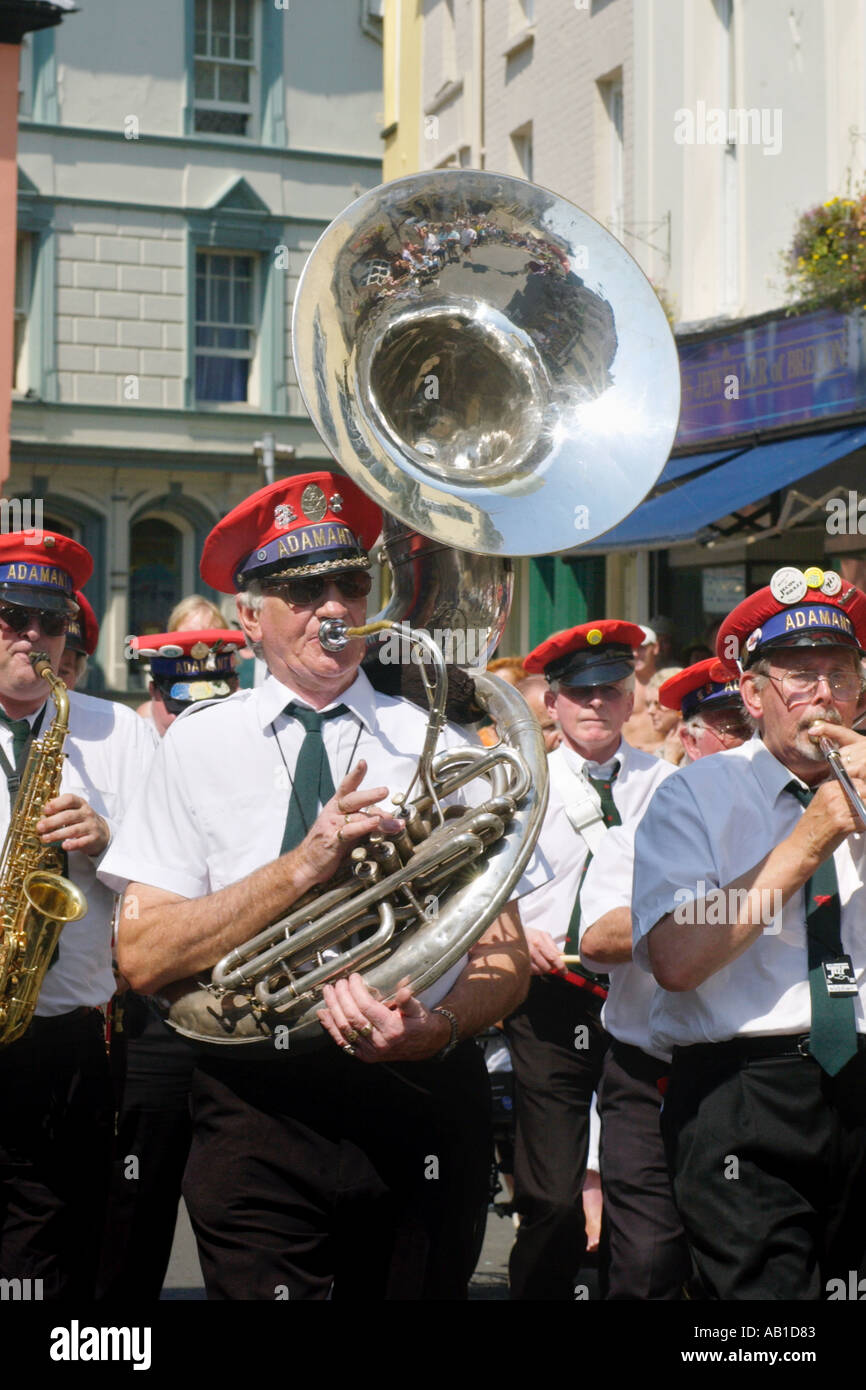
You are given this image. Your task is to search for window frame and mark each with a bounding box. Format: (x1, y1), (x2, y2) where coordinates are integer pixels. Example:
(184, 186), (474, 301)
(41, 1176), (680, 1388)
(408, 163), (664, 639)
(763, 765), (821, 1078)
(511, 123), (533, 183)
(192, 0), (259, 140)
(15, 182), (56, 403)
(598, 73), (625, 242)
(13, 231), (34, 396)
(184, 0), (285, 146)
(194, 248), (259, 405)
(186, 191), (287, 414)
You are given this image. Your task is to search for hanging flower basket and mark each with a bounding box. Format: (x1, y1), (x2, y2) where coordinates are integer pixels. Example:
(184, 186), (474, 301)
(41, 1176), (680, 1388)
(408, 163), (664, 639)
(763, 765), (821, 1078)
(783, 192), (866, 315)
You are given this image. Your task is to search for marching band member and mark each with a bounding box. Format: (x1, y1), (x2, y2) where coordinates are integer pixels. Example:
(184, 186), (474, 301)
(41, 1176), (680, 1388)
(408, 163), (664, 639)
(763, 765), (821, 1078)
(98, 629), (242, 1301)
(633, 566), (866, 1299)
(505, 620), (672, 1300)
(99, 472), (539, 1301)
(58, 588), (99, 690)
(0, 533), (155, 1299)
(578, 659), (748, 1299)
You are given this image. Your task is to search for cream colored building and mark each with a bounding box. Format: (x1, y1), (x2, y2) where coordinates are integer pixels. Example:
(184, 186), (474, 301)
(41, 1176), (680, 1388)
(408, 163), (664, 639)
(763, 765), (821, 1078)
(13, 0), (384, 691)
(417, 0), (866, 321)
(404, 0), (866, 650)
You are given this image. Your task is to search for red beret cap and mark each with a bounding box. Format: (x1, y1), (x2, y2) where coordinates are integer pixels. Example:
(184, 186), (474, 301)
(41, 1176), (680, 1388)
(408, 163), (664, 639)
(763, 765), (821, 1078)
(716, 567), (866, 669)
(200, 472), (382, 595)
(65, 590), (99, 655)
(0, 531), (92, 610)
(525, 619), (645, 687)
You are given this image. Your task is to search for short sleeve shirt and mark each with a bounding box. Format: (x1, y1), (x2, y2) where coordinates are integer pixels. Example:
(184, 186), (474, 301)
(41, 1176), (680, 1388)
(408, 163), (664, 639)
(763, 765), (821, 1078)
(579, 815), (673, 1061)
(100, 669), (548, 1008)
(520, 739), (673, 949)
(632, 736), (866, 1050)
(0, 691), (157, 1015)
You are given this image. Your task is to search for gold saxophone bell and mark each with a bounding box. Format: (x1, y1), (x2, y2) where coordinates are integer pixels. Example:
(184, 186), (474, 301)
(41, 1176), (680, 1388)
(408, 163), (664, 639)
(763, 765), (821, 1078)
(0, 656), (89, 1047)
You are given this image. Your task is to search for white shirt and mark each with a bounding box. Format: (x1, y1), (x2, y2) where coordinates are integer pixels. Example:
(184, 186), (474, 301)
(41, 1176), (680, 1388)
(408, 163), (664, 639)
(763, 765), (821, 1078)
(520, 739), (673, 950)
(579, 819), (673, 1061)
(632, 736), (866, 1049)
(0, 691), (156, 1016)
(100, 670), (548, 1010)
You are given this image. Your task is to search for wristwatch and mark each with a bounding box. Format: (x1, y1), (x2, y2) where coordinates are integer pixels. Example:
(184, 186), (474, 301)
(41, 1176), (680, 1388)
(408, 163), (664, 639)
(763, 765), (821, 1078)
(432, 1006), (460, 1061)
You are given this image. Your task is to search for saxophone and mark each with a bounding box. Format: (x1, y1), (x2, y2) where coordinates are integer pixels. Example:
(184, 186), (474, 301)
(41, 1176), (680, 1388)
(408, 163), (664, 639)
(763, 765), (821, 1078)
(0, 653), (88, 1047)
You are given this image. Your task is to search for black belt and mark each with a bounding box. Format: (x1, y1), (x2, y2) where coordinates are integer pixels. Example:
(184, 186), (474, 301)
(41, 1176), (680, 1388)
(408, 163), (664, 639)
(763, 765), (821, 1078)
(611, 1039), (671, 1081)
(22, 1006), (103, 1035)
(673, 1033), (866, 1064)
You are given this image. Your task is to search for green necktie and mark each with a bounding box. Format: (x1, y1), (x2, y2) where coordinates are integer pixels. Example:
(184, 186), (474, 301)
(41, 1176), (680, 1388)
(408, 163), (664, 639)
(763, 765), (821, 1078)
(0, 710), (32, 770)
(280, 702), (348, 855)
(786, 780), (858, 1076)
(564, 766), (621, 959)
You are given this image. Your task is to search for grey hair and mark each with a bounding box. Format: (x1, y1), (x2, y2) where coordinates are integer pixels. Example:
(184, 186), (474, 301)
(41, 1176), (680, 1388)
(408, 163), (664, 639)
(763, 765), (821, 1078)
(740, 656), (769, 732)
(235, 587), (264, 659)
(236, 581), (265, 615)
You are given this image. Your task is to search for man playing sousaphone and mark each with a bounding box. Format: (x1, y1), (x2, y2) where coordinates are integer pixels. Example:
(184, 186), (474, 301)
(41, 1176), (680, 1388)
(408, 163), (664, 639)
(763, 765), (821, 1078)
(632, 565), (866, 1299)
(0, 532), (155, 1299)
(100, 472), (541, 1301)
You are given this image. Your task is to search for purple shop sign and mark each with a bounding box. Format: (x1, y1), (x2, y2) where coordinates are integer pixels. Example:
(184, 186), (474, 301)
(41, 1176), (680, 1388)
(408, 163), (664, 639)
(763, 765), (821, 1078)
(675, 309), (866, 445)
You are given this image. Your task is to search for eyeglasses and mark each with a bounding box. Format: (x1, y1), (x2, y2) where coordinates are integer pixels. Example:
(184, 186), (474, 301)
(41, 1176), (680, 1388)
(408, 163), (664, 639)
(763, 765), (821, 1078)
(691, 714), (751, 743)
(264, 572), (372, 607)
(0, 604), (70, 637)
(766, 669), (864, 706)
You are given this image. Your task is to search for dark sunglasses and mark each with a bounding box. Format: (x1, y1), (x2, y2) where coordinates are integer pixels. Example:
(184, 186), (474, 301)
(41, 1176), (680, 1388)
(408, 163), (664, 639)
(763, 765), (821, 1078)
(0, 604), (70, 637)
(264, 572), (372, 607)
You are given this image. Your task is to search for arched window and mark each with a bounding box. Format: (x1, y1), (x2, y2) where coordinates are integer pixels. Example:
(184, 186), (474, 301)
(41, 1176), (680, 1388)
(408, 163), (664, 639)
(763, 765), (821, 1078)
(42, 513), (77, 541)
(129, 517), (185, 636)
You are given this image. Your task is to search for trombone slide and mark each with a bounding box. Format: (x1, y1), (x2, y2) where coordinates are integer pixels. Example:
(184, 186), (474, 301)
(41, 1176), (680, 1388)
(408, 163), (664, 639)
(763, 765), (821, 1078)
(819, 737), (866, 831)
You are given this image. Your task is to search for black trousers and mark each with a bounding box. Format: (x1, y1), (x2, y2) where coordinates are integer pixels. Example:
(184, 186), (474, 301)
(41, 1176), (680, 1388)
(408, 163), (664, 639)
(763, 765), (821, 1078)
(0, 1008), (113, 1300)
(663, 1042), (866, 1299)
(182, 1040), (492, 1300)
(597, 1041), (690, 1300)
(97, 996), (195, 1301)
(504, 975), (610, 1300)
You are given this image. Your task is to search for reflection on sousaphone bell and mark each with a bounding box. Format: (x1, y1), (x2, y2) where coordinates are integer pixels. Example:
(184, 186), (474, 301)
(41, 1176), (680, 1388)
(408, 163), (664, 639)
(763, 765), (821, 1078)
(292, 169), (681, 558)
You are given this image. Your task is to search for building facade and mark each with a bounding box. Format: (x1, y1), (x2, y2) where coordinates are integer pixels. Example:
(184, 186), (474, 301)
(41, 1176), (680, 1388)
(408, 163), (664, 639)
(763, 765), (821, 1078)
(13, 0), (384, 691)
(396, 0), (866, 653)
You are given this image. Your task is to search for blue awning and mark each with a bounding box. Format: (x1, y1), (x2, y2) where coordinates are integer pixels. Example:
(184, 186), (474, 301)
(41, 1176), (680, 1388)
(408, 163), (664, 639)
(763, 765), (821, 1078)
(655, 445), (746, 485)
(582, 426), (866, 552)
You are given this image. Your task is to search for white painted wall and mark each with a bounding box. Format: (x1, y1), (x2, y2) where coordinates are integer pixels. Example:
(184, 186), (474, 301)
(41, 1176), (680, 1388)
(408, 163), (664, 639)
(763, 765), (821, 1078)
(418, 0), (866, 325)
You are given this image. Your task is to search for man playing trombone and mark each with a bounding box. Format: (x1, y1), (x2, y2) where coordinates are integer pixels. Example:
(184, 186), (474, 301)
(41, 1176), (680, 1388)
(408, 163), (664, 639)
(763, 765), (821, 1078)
(633, 565), (866, 1299)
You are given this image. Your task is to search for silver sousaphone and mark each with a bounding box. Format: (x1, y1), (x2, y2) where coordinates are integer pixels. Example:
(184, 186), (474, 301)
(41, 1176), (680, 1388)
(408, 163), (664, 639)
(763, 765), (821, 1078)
(165, 171), (681, 1048)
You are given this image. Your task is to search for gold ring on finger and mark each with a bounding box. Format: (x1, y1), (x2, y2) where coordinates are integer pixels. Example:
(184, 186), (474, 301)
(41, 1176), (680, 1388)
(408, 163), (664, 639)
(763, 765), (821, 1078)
(337, 827), (345, 843)
(344, 812), (353, 824)
(344, 1027), (360, 1044)
(358, 1023), (374, 1039)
